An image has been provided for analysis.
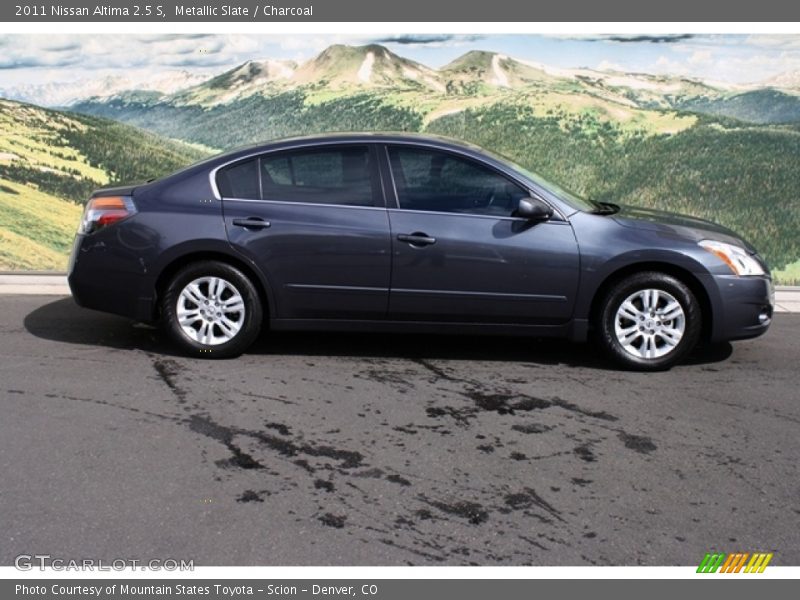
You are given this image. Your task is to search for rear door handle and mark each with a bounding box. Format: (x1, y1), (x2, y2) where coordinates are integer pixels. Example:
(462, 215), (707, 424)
(397, 233), (437, 247)
(232, 217), (271, 230)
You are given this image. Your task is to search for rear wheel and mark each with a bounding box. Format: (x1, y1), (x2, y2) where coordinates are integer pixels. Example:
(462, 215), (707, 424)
(161, 261), (262, 358)
(597, 272), (701, 371)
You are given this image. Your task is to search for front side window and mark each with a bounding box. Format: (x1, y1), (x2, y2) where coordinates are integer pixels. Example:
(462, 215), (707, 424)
(260, 146), (375, 206)
(388, 146), (528, 217)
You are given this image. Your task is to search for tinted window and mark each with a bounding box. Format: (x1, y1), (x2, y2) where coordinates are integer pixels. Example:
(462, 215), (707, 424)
(260, 146), (374, 206)
(216, 158), (260, 199)
(388, 147), (528, 217)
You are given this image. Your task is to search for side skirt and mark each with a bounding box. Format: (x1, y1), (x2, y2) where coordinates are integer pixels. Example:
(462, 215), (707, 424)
(269, 318), (584, 340)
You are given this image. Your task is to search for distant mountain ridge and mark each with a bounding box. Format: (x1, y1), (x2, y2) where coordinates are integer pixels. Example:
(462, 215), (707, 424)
(292, 44), (441, 88)
(0, 69), (210, 108)
(93, 44), (738, 106)
(441, 50), (559, 89)
(4, 43), (800, 125)
(43, 44), (799, 127)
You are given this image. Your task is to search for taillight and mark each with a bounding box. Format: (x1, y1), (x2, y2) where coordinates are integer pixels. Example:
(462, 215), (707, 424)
(78, 196), (137, 235)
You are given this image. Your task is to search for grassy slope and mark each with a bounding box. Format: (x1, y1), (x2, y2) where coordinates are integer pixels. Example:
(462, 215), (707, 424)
(0, 98), (209, 270)
(0, 180), (81, 270)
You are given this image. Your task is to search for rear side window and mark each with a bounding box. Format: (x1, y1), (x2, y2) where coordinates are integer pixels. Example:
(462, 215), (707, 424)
(216, 158), (260, 200)
(260, 146), (375, 206)
(388, 146), (528, 217)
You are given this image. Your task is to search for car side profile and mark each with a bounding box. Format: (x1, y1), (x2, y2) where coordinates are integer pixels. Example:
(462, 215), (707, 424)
(68, 133), (774, 370)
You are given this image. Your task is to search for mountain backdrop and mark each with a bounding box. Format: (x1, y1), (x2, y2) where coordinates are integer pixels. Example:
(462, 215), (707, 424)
(2, 43), (799, 283)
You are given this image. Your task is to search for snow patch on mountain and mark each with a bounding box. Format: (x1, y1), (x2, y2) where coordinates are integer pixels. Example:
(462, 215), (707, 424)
(491, 54), (510, 87)
(358, 52), (375, 83)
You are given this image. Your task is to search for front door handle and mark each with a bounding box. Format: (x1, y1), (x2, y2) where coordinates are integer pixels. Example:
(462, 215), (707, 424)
(397, 232), (436, 247)
(232, 217), (271, 230)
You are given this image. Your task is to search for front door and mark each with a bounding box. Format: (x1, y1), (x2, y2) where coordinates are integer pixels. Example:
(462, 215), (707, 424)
(383, 145), (580, 324)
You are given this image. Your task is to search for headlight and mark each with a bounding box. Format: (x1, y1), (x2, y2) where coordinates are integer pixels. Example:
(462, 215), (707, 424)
(698, 240), (765, 276)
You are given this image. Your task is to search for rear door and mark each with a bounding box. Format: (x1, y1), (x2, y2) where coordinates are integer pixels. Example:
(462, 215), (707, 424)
(382, 144), (580, 324)
(220, 144), (392, 320)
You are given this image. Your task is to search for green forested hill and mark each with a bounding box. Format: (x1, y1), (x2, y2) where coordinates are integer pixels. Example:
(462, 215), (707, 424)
(74, 90), (424, 150)
(0, 98), (209, 270)
(678, 89), (800, 124)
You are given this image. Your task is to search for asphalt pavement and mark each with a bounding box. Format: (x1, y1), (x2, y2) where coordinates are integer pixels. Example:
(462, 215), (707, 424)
(1, 295), (798, 566)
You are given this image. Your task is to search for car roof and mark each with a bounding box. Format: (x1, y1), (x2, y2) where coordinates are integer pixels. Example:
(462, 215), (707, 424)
(148, 132), (501, 193)
(210, 132), (487, 163)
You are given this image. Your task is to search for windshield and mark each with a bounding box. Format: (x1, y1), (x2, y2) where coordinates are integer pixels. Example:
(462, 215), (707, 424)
(486, 149), (597, 212)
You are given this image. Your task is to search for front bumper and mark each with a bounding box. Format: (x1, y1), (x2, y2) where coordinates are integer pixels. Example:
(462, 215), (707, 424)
(710, 274), (774, 343)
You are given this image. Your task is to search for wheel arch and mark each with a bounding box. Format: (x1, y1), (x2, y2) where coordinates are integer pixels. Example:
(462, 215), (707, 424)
(153, 248), (275, 321)
(587, 261), (714, 343)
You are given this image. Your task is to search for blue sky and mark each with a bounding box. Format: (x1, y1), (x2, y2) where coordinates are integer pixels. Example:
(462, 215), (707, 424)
(1, 33), (799, 87)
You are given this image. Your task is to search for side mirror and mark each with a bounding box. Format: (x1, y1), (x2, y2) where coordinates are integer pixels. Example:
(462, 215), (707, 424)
(516, 197), (554, 221)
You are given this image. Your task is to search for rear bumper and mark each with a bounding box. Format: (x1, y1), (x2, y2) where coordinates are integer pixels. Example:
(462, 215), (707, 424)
(67, 234), (156, 322)
(710, 274), (774, 342)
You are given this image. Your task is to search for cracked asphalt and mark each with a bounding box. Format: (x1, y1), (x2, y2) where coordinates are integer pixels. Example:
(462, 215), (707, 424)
(1, 295), (799, 566)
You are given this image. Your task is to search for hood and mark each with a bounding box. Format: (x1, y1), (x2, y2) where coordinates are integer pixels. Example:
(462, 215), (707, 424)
(612, 204), (757, 254)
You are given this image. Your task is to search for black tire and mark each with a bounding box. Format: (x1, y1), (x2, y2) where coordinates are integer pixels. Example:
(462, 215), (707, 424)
(161, 260), (263, 358)
(597, 271), (701, 371)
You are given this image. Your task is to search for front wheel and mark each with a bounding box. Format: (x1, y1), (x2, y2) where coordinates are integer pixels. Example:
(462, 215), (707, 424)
(161, 261), (263, 358)
(597, 272), (701, 371)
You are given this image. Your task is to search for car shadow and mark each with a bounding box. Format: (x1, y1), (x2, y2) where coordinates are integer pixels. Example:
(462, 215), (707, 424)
(23, 297), (179, 354)
(24, 297), (732, 369)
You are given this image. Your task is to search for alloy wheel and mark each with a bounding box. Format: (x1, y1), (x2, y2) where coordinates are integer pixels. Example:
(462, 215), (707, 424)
(176, 276), (246, 345)
(613, 288), (686, 360)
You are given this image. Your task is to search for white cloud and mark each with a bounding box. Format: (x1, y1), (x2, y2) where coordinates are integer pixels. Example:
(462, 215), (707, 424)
(650, 48), (800, 85)
(655, 55), (685, 71)
(743, 35), (800, 49)
(597, 60), (626, 72)
(0, 34), (301, 72)
(688, 50), (713, 65)
(277, 35), (350, 51)
(3, 33), (800, 90)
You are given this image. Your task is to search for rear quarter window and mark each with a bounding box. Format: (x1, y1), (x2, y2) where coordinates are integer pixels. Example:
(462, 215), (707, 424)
(216, 158), (260, 199)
